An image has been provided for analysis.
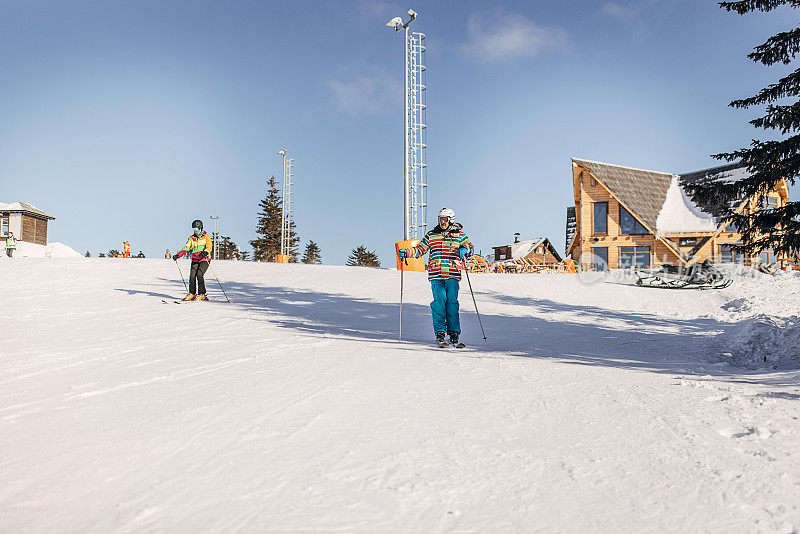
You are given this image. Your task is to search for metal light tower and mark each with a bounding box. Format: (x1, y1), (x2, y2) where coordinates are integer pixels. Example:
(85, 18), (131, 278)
(209, 215), (219, 260)
(277, 149), (294, 257)
(387, 9), (427, 240)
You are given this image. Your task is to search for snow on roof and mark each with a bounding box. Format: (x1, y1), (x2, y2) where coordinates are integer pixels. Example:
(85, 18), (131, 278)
(656, 176), (719, 233)
(0, 201), (55, 219)
(510, 238), (545, 260)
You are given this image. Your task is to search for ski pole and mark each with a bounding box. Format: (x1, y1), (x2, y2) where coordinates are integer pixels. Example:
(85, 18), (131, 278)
(399, 257), (407, 341)
(174, 259), (188, 293)
(208, 263), (231, 302)
(462, 259), (487, 342)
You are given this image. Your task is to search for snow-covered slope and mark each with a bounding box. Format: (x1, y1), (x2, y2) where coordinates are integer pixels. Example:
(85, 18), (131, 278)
(2, 259), (799, 532)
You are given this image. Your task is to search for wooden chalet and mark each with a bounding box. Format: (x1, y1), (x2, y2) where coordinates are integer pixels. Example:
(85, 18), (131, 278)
(0, 202), (56, 246)
(566, 158), (790, 270)
(493, 237), (563, 265)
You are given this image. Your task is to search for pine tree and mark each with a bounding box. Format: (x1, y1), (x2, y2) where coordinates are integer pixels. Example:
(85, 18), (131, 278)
(682, 0), (800, 256)
(301, 240), (322, 264)
(346, 245), (381, 267)
(85, 251), (91, 257)
(99, 253), (106, 258)
(250, 176), (301, 261)
(217, 236), (239, 259)
(108, 249), (120, 258)
(250, 176), (283, 261)
(237, 249), (250, 261)
(287, 220), (301, 262)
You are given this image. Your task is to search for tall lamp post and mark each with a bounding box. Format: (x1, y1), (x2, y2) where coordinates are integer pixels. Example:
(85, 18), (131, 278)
(209, 215), (220, 260)
(386, 8), (427, 241)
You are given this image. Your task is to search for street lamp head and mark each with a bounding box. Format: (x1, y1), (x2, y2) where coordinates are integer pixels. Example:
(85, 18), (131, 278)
(386, 16), (402, 30)
(277, 149), (286, 156)
(407, 9), (417, 19)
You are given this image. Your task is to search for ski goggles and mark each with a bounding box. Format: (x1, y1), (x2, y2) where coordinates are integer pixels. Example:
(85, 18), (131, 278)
(439, 217), (451, 224)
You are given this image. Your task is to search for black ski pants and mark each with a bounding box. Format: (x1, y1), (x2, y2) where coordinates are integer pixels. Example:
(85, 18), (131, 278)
(189, 261), (209, 295)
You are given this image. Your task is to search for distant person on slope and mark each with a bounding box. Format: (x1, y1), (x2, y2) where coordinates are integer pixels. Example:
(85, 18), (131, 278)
(397, 208), (474, 348)
(172, 220), (212, 301)
(5, 232), (17, 258)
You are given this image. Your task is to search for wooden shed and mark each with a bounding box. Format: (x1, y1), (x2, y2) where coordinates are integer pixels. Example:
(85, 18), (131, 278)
(566, 158), (789, 270)
(0, 202), (56, 246)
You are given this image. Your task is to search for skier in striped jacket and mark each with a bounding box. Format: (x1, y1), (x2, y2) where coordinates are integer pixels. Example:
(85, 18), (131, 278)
(398, 208), (474, 347)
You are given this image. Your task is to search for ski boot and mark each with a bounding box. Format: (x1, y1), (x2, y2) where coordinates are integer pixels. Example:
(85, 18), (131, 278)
(197, 294), (209, 301)
(436, 331), (449, 348)
(449, 332), (465, 349)
(183, 294), (196, 301)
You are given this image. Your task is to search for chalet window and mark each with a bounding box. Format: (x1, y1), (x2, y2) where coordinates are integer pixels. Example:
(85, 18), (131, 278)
(590, 176), (597, 187)
(760, 249), (776, 264)
(619, 246), (651, 269)
(591, 247), (608, 271)
(726, 219), (738, 232)
(619, 206), (648, 235)
(1, 218), (7, 237)
(720, 244), (744, 263)
(679, 237), (697, 247)
(593, 202), (608, 234)
(761, 195), (778, 210)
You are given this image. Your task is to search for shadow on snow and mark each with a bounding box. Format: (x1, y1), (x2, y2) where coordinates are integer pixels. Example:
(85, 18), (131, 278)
(115, 275), (799, 398)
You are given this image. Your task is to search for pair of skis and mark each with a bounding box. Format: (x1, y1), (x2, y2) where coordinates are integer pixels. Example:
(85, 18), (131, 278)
(439, 340), (466, 349)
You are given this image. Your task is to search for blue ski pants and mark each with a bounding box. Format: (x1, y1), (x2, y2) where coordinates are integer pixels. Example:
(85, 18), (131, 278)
(430, 279), (460, 334)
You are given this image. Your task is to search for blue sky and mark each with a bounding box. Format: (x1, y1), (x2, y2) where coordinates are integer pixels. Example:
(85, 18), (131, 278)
(0, 0), (795, 264)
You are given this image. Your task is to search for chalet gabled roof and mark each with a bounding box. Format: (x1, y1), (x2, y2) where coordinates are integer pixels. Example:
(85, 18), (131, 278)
(0, 201), (56, 220)
(572, 158), (673, 233)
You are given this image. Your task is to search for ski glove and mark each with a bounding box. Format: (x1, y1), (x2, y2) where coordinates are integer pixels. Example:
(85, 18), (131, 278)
(458, 247), (470, 259)
(172, 253), (180, 261)
(398, 248), (411, 260)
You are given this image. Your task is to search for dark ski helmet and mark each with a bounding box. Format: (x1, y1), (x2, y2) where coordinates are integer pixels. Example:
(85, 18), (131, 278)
(192, 219), (203, 231)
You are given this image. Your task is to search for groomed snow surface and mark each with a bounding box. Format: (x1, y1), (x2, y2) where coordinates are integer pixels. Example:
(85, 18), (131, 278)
(2, 258), (800, 533)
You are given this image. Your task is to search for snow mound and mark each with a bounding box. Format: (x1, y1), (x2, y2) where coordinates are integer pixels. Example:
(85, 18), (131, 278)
(45, 242), (82, 258)
(14, 241), (82, 258)
(723, 315), (800, 370)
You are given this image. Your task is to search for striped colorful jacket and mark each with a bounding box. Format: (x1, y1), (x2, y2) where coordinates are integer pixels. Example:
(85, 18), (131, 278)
(177, 232), (213, 262)
(412, 223), (474, 281)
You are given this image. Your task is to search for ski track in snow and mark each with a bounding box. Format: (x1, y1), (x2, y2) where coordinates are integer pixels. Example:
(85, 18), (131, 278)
(1, 258), (799, 533)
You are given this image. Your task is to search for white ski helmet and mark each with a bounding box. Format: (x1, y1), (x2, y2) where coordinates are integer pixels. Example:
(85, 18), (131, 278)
(437, 207), (455, 225)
